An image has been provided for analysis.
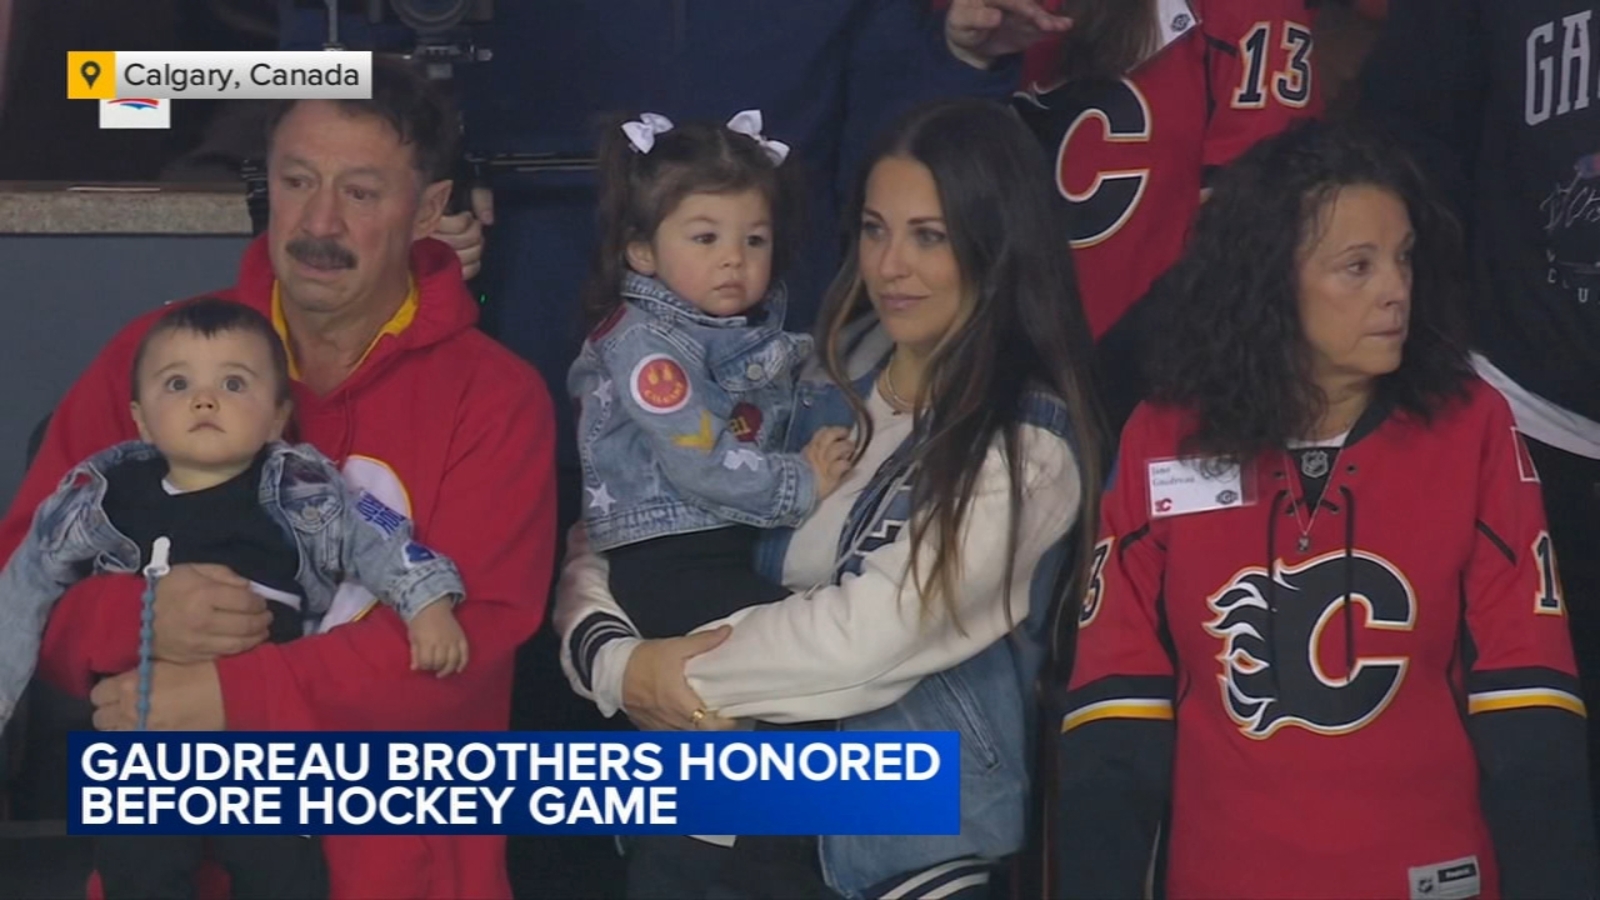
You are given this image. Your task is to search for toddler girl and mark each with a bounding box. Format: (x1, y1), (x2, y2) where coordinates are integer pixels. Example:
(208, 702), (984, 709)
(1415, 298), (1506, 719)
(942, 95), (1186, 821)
(568, 110), (852, 639)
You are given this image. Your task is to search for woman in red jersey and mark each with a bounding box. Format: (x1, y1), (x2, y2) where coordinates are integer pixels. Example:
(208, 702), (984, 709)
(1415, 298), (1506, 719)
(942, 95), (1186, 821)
(1054, 121), (1597, 900)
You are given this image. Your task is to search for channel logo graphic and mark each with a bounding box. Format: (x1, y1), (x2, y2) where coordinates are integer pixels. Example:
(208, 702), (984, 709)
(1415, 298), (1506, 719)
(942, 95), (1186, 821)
(99, 97), (171, 130)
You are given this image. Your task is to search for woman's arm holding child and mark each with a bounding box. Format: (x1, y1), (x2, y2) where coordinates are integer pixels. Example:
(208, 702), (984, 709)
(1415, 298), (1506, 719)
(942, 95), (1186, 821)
(684, 424), (1080, 722)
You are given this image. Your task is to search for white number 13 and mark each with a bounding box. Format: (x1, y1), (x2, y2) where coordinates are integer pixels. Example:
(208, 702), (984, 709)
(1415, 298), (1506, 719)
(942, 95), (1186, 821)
(1233, 21), (1314, 109)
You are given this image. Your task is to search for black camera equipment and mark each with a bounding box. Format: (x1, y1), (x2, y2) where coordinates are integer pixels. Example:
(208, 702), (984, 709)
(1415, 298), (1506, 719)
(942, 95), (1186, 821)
(244, 1), (594, 235)
(368, 0), (494, 37)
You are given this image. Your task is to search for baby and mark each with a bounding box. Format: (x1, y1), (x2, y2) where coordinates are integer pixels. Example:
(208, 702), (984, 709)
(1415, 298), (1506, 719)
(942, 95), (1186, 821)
(0, 296), (468, 899)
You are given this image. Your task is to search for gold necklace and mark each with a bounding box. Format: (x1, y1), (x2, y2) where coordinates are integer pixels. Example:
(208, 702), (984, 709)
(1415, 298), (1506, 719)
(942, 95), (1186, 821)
(880, 358), (912, 413)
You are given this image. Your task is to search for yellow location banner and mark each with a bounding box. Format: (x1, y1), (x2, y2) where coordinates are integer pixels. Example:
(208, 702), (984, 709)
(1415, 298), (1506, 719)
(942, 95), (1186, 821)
(68, 51), (116, 100)
(66, 51), (372, 100)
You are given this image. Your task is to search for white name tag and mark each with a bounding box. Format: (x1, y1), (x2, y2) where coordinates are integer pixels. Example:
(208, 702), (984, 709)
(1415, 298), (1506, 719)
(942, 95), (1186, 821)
(1147, 457), (1245, 518)
(1409, 855), (1481, 899)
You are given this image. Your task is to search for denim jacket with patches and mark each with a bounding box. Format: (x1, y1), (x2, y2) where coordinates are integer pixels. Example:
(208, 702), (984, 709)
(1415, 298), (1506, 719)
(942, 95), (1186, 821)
(568, 272), (816, 553)
(0, 439), (464, 731)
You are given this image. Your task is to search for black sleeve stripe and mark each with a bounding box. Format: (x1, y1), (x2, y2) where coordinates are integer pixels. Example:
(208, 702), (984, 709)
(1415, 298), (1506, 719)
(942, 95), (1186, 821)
(1155, 588), (1179, 672)
(1475, 520), (1516, 565)
(1468, 666), (1582, 695)
(1062, 675), (1176, 733)
(1468, 666), (1586, 718)
(1203, 34), (1237, 56)
(1118, 523), (1152, 559)
(1066, 675), (1175, 707)
(567, 613), (638, 692)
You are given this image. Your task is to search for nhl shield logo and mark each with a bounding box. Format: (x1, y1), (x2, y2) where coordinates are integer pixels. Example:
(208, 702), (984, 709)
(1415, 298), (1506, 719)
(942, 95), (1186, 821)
(1299, 448), (1331, 479)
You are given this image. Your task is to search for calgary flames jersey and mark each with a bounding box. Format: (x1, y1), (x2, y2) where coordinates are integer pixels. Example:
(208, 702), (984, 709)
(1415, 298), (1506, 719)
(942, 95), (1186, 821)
(1054, 380), (1597, 899)
(1015, 0), (1323, 339)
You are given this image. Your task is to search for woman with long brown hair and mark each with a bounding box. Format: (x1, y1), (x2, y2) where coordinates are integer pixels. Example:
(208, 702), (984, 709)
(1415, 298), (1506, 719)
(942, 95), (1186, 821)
(553, 97), (1103, 900)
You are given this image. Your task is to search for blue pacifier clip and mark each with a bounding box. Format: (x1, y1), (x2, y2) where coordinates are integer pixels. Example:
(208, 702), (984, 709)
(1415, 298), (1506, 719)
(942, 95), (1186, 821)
(137, 536), (171, 731)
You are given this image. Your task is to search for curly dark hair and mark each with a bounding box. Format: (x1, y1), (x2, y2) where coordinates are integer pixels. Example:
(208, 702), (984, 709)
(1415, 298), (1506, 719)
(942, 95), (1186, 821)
(1145, 119), (1474, 465)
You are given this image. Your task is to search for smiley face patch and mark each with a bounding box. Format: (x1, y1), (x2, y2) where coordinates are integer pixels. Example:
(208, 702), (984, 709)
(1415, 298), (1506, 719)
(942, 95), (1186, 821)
(630, 354), (692, 414)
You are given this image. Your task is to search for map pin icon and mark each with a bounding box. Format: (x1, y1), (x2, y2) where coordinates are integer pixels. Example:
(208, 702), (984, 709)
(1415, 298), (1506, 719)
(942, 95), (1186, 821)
(81, 60), (101, 89)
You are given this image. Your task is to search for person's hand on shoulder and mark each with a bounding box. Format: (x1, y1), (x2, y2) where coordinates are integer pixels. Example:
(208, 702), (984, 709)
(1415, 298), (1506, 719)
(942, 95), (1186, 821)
(945, 0), (1073, 70)
(431, 187), (495, 280)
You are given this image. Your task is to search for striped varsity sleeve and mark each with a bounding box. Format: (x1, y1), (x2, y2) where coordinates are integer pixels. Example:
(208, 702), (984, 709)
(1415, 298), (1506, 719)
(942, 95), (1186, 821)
(552, 522), (640, 718)
(1462, 391), (1598, 899)
(1054, 406), (1175, 900)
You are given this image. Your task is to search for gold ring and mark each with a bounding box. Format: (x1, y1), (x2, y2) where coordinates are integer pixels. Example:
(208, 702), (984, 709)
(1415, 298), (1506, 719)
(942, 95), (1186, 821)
(690, 708), (708, 728)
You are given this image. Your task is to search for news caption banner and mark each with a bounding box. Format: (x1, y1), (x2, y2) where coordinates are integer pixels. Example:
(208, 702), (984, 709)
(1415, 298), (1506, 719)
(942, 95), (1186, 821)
(70, 732), (959, 836)
(66, 50), (373, 129)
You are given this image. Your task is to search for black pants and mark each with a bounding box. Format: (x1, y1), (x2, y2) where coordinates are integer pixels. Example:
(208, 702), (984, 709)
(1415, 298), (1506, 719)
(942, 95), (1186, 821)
(610, 528), (791, 639)
(96, 598), (326, 900)
(1527, 438), (1600, 833)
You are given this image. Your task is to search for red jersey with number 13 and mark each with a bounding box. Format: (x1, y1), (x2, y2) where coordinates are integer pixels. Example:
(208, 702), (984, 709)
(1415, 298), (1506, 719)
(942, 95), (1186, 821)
(1015, 0), (1323, 339)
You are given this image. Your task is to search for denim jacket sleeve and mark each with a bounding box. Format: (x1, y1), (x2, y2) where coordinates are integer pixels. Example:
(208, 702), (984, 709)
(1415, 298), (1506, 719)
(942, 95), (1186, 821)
(0, 471), (100, 728)
(16, 469), (102, 584)
(338, 486), (467, 623)
(602, 324), (818, 528)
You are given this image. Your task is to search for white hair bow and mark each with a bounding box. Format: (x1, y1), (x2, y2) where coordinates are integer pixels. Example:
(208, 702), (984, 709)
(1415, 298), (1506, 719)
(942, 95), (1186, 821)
(621, 112), (676, 154)
(726, 109), (790, 165)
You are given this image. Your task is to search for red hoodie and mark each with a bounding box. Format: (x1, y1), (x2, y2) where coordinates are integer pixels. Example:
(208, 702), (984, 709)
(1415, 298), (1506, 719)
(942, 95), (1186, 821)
(3, 236), (558, 899)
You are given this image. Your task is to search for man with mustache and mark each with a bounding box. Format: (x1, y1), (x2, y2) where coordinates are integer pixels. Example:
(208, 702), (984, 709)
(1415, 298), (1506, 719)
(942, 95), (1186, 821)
(0, 56), (557, 900)
(286, 236), (357, 272)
